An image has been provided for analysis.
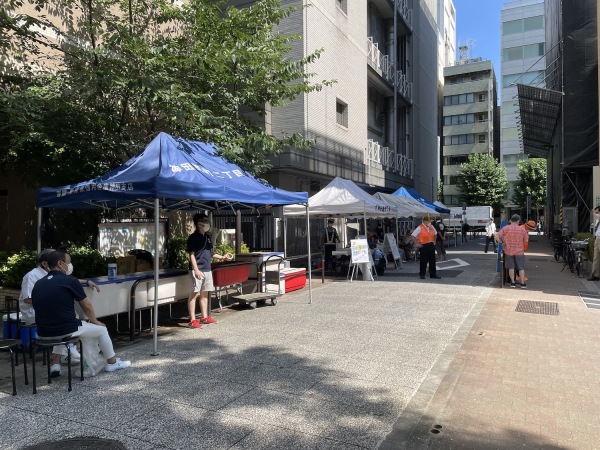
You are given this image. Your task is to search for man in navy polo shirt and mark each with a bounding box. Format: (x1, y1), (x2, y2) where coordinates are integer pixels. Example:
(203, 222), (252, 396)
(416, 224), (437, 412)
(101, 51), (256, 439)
(186, 213), (232, 328)
(32, 250), (131, 377)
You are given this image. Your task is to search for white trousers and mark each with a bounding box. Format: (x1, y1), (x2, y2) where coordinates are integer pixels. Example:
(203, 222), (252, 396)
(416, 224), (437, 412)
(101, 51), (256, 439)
(44, 322), (116, 360)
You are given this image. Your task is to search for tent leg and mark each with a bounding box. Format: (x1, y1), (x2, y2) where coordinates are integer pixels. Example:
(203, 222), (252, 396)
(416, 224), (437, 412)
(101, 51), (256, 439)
(152, 198), (160, 356)
(306, 205), (312, 304)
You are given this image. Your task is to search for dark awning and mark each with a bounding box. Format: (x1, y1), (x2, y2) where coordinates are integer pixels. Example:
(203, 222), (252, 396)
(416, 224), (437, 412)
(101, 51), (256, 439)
(516, 84), (562, 158)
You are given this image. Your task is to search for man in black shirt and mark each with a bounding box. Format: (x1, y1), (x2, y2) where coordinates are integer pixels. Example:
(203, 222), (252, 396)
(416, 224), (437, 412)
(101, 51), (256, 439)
(187, 213), (232, 328)
(32, 250), (130, 377)
(321, 218), (340, 272)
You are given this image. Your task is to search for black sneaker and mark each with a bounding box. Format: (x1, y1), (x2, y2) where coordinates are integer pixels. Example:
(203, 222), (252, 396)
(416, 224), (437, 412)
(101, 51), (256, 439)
(510, 283), (516, 288)
(521, 283), (527, 289)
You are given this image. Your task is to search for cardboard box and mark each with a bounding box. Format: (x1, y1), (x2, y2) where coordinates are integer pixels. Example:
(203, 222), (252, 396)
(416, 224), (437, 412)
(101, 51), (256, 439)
(135, 259), (153, 273)
(116, 255), (136, 274)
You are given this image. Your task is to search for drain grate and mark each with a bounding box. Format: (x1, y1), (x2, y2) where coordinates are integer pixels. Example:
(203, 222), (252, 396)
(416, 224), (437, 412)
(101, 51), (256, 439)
(578, 291), (600, 309)
(22, 437), (128, 450)
(515, 300), (559, 315)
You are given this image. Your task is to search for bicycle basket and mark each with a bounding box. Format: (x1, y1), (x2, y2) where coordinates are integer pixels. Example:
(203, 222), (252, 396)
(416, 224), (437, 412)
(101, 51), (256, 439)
(571, 240), (589, 250)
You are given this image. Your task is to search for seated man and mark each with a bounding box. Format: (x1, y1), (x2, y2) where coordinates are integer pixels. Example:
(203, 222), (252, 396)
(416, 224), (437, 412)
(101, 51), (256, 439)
(20, 249), (100, 365)
(32, 250), (131, 377)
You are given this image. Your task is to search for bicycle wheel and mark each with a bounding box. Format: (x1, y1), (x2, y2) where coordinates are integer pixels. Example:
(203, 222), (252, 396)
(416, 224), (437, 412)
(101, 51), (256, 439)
(566, 247), (576, 273)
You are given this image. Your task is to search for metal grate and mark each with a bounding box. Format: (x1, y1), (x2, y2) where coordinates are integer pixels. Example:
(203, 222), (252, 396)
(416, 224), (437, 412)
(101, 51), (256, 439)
(515, 300), (559, 315)
(578, 291), (600, 309)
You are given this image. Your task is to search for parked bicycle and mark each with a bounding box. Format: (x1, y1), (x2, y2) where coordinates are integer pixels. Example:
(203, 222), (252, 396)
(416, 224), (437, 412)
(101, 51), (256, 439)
(571, 238), (589, 277)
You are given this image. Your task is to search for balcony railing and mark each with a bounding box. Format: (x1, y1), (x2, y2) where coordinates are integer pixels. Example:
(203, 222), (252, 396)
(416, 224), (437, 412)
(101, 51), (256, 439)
(395, 0), (412, 28)
(367, 38), (412, 101)
(366, 139), (413, 179)
(395, 69), (412, 100)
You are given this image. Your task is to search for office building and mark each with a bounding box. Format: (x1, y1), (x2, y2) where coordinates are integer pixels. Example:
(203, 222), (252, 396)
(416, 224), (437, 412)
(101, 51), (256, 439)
(500, 0), (546, 211)
(263, 0), (440, 200)
(516, 0), (598, 231)
(442, 55), (498, 206)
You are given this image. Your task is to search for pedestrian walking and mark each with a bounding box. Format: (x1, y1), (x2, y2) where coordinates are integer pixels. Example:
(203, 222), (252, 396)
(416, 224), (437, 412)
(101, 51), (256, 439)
(434, 218), (447, 261)
(484, 218), (497, 253)
(411, 214), (441, 279)
(495, 214), (529, 288)
(588, 206), (600, 281)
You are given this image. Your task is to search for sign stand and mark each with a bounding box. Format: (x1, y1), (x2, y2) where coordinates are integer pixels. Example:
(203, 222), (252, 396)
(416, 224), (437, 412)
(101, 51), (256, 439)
(348, 239), (375, 282)
(383, 233), (402, 269)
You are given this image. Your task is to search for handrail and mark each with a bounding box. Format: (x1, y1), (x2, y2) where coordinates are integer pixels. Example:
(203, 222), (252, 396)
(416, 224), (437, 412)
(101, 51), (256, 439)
(128, 269), (187, 341)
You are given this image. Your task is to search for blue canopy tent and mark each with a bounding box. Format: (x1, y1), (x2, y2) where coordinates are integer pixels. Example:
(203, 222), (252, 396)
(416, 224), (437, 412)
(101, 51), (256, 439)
(37, 132), (310, 353)
(392, 187), (450, 214)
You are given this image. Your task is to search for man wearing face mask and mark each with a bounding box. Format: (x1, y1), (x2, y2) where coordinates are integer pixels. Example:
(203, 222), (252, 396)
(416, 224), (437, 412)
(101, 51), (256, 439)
(32, 250), (130, 376)
(187, 213), (233, 329)
(19, 249), (100, 368)
(588, 206), (600, 281)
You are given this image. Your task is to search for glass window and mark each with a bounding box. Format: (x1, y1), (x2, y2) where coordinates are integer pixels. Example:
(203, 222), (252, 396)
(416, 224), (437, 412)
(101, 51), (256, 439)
(503, 73), (521, 87)
(523, 43), (545, 59)
(503, 46), (524, 62)
(444, 116), (451, 126)
(502, 101), (518, 115)
(451, 95), (459, 105)
(502, 19), (523, 35)
(478, 134), (486, 143)
(466, 93), (474, 103)
(336, 99), (348, 127)
(459, 94), (466, 104)
(452, 135), (459, 145)
(522, 70), (544, 85)
(336, 0), (347, 14)
(444, 96), (451, 106)
(524, 15), (544, 31)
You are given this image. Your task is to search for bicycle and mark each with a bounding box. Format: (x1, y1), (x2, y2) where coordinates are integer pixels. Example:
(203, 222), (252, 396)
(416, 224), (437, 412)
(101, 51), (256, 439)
(571, 238), (590, 277)
(561, 236), (576, 273)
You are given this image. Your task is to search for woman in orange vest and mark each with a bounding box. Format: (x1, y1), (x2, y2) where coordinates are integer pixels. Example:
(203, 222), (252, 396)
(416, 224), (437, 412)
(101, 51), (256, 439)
(411, 214), (441, 280)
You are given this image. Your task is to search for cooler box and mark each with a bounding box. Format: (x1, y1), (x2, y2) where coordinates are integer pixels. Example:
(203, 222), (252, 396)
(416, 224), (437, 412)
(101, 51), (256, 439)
(2, 313), (37, 347)
(2, 313), (18, 340)
(282, 268), (306, 293)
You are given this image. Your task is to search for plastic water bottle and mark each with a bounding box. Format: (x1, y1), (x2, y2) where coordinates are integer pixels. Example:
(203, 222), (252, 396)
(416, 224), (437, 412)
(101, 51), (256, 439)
(107, 263), (117, 279)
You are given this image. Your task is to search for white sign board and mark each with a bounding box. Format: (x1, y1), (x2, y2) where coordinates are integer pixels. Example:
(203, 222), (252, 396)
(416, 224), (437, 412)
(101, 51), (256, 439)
(383, 233), (401, 261)
(98, 220), (167, 258)
(350, 239), (370, 264)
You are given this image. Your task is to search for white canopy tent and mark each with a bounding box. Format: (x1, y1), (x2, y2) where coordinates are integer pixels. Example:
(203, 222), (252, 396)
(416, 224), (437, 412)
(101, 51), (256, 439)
(374, 192), (438, 219)
(283, 177), (397, 280)
(283, 177), (397, 220)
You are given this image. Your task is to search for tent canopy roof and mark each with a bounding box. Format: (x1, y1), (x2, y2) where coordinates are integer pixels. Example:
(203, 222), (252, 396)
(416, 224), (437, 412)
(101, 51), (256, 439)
(283, 177), (396, 218)
(374, 192), (437, 218)
(37, 133), (307, 211)
(392, 187), (450, 214)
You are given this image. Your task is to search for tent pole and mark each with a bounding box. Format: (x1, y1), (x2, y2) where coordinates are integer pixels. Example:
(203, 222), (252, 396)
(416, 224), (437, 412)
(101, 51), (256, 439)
(236, 210), (242, 255)
(37, 208), (42, 254)
(283, 217), (287, 258)
(306, 204), (312, 304)
(152, 198), (160, 356)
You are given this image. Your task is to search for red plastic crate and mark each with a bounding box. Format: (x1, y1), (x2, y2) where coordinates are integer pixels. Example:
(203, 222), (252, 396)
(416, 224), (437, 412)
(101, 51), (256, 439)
(282, 268), (306, 293)
(211, 262), (251, 287)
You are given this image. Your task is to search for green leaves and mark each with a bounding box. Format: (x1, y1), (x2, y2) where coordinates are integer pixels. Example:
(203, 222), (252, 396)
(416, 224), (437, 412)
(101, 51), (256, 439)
(513, 158), (547, 210)
(1, 0), (329, 186)
(455, 153), (509, 209)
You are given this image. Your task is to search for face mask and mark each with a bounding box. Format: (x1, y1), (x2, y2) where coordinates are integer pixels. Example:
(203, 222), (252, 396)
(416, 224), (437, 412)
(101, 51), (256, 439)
(65, 262), (74, 275)
(202, 223), (210, 232)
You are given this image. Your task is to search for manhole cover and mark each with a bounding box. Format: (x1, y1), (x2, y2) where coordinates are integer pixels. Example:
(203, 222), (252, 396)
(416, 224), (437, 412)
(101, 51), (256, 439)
(22, 437), (128, 450)
(515, 300), (559, 315)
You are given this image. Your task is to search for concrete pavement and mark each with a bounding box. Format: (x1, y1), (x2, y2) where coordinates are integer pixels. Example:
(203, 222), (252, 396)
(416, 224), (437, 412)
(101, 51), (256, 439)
(1, 234), (599, 449)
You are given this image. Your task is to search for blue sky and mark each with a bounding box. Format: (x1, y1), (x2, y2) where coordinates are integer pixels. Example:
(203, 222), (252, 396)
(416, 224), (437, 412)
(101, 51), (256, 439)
(452, 0), (504, 74)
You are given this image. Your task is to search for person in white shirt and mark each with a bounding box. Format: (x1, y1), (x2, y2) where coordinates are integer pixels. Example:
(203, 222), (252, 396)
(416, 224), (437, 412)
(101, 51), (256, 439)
(19, 249), (100, 366)
(484, 218), (497, 253)
(588, 206), (600, 281)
